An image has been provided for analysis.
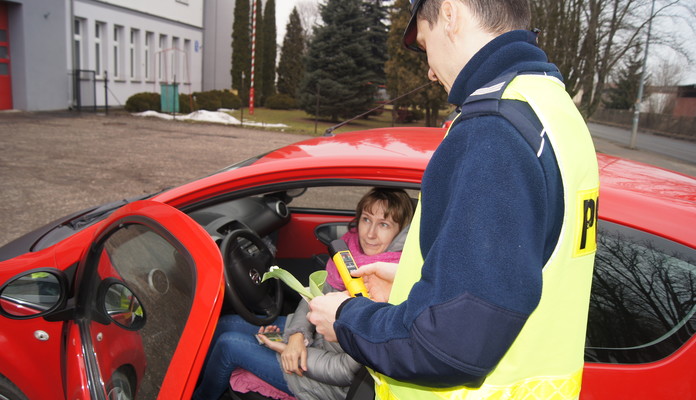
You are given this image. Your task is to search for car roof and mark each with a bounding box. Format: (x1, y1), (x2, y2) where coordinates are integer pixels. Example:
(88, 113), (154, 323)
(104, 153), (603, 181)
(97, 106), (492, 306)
(157, 128), (445, 207)
(596, 153), (696, 248)
(159, 128), (695, 248)
(257, 127), (445, 167)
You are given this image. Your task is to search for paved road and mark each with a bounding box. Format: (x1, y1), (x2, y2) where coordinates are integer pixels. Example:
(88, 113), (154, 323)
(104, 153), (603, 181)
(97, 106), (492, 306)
(1, 110), (694, 248)
(588, 122), (696, 165)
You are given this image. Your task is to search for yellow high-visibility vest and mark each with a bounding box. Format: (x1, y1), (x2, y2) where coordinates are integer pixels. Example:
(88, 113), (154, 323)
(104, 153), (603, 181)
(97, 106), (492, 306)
(372, 73), (599, 400)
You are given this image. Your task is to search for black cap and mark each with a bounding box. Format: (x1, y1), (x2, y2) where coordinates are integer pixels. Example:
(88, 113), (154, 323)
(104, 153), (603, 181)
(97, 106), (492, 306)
(403, 0), (426, 52)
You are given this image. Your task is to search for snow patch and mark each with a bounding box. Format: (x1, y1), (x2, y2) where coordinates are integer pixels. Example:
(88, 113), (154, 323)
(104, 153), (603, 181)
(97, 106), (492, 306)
(133, 110), (288, 129)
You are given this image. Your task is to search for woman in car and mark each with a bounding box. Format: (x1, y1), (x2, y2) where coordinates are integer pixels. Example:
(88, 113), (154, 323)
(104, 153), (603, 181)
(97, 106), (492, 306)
(192, 187), (414, 400)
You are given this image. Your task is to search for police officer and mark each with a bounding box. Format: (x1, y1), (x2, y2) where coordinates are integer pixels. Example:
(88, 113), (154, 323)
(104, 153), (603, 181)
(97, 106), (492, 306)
(308, 1), (599, 399)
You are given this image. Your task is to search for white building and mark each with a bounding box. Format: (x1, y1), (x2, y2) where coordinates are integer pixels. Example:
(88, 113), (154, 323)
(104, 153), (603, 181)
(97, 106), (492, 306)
(0, 0), (234, 112)
(202, 0), (234, 91)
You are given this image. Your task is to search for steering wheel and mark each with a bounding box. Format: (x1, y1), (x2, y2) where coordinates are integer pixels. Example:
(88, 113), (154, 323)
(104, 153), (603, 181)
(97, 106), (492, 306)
(219, 229), (283, 325)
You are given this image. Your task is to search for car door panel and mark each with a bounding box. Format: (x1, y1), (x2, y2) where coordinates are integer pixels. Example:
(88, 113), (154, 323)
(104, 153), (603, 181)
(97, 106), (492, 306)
(63, 200), (224, 399)
(275, 213), (352, 259)
(0, 250), (69, 400)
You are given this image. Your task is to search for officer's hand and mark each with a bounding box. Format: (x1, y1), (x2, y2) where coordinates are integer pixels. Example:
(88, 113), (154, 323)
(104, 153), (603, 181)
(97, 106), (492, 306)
(307, 292), (350, 342)
(352, 262), (397, 302)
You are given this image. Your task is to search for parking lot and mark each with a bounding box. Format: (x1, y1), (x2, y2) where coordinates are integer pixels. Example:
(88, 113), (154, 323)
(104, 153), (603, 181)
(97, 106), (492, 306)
(1, 109), (695, 247)
(0, 110), (301, 246)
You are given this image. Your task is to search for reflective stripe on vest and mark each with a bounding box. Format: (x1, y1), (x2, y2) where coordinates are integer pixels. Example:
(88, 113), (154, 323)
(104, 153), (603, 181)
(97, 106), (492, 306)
(372, 74), (600, 400)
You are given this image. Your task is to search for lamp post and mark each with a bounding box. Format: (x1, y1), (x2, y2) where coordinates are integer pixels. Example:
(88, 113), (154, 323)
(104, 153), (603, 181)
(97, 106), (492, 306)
(630, 0), (656, 149)
(241, 71), (245, 126)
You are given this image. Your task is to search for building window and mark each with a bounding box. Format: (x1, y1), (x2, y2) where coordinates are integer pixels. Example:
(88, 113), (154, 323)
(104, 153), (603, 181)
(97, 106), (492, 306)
(183, 39), (191, 84)
(145, 32), (154, 81)
(113, 25), (123, 79)
(130, 28), (140, 80)
(172, 36), (180, 83)
(73, 19), (84, 70)
(158, 34), (166, 81)
(94, 22), (104, 77)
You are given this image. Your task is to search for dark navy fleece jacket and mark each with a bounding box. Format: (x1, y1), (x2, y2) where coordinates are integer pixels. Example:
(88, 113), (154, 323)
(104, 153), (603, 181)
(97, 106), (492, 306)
(333, 31), (565, 388)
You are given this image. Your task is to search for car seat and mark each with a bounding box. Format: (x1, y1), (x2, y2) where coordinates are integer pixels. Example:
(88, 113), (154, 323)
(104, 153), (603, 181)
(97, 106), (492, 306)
(229, 367), (374, 400)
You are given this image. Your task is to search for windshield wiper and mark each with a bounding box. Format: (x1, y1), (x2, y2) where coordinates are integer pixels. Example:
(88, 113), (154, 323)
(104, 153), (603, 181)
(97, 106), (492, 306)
(69, 193), (156, 229)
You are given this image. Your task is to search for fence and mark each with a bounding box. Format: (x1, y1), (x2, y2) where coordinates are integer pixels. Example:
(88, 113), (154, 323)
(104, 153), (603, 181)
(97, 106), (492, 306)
(590, 109), (696, 142)
(73, 69), (97, 112)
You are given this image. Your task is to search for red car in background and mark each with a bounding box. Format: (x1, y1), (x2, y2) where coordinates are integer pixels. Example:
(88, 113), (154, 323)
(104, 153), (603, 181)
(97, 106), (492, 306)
(0, 127), (695, 400)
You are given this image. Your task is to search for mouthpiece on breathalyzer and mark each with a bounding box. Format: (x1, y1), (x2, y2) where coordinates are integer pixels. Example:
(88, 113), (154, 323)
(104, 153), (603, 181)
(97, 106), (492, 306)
(329, 239), (370, 298)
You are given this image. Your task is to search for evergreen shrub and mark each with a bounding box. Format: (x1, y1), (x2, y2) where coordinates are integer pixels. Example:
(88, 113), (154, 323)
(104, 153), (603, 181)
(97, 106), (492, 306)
(125, 92), (161, 112)
(217, 90), (242, 109)
(193, 91), (222, 111)
(265, 93), (297, 110)
(178, 94), (194, 113)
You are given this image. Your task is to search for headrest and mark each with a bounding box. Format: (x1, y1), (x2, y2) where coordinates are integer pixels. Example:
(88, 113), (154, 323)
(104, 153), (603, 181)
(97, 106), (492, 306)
(386, 223), (411, 252)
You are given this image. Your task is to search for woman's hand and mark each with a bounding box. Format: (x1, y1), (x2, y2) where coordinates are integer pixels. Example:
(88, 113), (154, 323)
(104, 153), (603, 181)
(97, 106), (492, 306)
(257, 325), (287, 353)
(352, 262), (398, 302)
(280, 332), (308, 376)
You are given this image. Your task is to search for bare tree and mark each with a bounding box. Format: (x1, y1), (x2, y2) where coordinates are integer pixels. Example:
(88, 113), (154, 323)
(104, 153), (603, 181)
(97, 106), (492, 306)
(296, 0), (320, 41)
(530, 0), (584, 100)
(646, 57), (684, 113)
(531, 0), (688, 118)
(649, 2), (696, 68)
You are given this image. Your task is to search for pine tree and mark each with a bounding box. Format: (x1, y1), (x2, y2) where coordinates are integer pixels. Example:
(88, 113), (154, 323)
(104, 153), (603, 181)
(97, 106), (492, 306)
(362, 0), (389, 86)
(385, 0), (447, 126)
(603, 45), (646, 110)
(298, 0), (379, 121)
(261, 0), (277, 103)
(277, 7), (305, 98)
(231, 0), (250, 103)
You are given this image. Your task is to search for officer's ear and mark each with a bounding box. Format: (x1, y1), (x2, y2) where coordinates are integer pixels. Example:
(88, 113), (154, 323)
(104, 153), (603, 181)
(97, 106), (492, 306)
(440, 0), (459, 37)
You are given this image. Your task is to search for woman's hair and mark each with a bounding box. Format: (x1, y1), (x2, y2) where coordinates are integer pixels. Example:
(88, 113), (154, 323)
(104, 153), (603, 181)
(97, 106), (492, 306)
(419, 0), (531, 35)
(349, 188), (415, 231)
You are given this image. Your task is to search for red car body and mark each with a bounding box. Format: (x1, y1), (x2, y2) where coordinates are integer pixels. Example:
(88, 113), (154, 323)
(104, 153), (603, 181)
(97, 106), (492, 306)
(0, 127), (694, 399)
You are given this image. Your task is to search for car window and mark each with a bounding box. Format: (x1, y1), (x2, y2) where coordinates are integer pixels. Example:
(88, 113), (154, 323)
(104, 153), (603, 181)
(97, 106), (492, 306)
(86, 223), (195, 399)
(585, 220), (696, 364)
(289, 185), (419, 212)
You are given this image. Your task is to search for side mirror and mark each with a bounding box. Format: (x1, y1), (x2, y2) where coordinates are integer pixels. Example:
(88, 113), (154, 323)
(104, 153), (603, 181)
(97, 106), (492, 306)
(98, 278), (146, 330)
(0, 270), (67, 319)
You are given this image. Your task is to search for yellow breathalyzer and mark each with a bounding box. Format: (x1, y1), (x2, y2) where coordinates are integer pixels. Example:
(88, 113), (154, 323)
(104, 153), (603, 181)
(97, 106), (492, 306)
(329, 239), (370, 298)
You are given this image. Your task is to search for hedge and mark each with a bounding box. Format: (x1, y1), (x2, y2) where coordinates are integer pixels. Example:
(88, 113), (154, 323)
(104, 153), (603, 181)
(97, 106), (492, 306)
(125, 90), (242, 113)
(265, 93), (297, 110)
(124, 92), (161, 112)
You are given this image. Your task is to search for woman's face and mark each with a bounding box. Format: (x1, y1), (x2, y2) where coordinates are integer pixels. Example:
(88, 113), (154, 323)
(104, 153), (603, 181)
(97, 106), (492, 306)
(358, 200), (400, 256)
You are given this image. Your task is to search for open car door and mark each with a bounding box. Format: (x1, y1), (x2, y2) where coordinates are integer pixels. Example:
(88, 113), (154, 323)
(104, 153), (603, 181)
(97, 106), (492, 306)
(61, 200), (225, 399)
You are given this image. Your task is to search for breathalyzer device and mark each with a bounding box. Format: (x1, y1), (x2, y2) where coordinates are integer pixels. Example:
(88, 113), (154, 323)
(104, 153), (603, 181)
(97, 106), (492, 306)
(329, 239), (370, 298)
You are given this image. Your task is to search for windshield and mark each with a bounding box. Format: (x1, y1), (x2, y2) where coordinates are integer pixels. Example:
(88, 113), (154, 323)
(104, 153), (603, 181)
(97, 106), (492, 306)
(31, 193), (157, 252)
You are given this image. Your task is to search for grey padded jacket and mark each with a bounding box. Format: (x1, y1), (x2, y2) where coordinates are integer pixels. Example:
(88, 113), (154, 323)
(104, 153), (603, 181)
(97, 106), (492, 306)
(280, 284), (362, 400)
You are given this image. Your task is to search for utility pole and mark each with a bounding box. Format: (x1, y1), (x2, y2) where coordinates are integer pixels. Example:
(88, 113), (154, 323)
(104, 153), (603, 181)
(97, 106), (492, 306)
(249, 0), (257, 115)
(630, 0), (655, 149)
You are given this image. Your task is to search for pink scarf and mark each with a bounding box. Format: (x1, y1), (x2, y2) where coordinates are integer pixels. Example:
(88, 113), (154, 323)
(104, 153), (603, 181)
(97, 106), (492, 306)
(325, 229), (402, 291)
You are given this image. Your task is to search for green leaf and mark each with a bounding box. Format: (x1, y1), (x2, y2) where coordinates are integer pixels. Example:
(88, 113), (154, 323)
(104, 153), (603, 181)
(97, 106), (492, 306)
(309, 270), (327, 298)
(262, 266), (316, 300)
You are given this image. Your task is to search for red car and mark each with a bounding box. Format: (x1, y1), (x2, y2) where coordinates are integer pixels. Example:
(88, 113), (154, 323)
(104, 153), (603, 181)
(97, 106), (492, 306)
(0, 127), (695, 400)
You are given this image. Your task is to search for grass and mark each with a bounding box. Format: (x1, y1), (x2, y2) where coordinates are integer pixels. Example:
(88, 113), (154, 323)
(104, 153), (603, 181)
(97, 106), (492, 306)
(225, 105), (455, 136)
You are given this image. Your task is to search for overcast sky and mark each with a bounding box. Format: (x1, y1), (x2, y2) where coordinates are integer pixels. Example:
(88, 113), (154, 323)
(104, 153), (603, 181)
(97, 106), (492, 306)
(274, 0), (320, 45)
